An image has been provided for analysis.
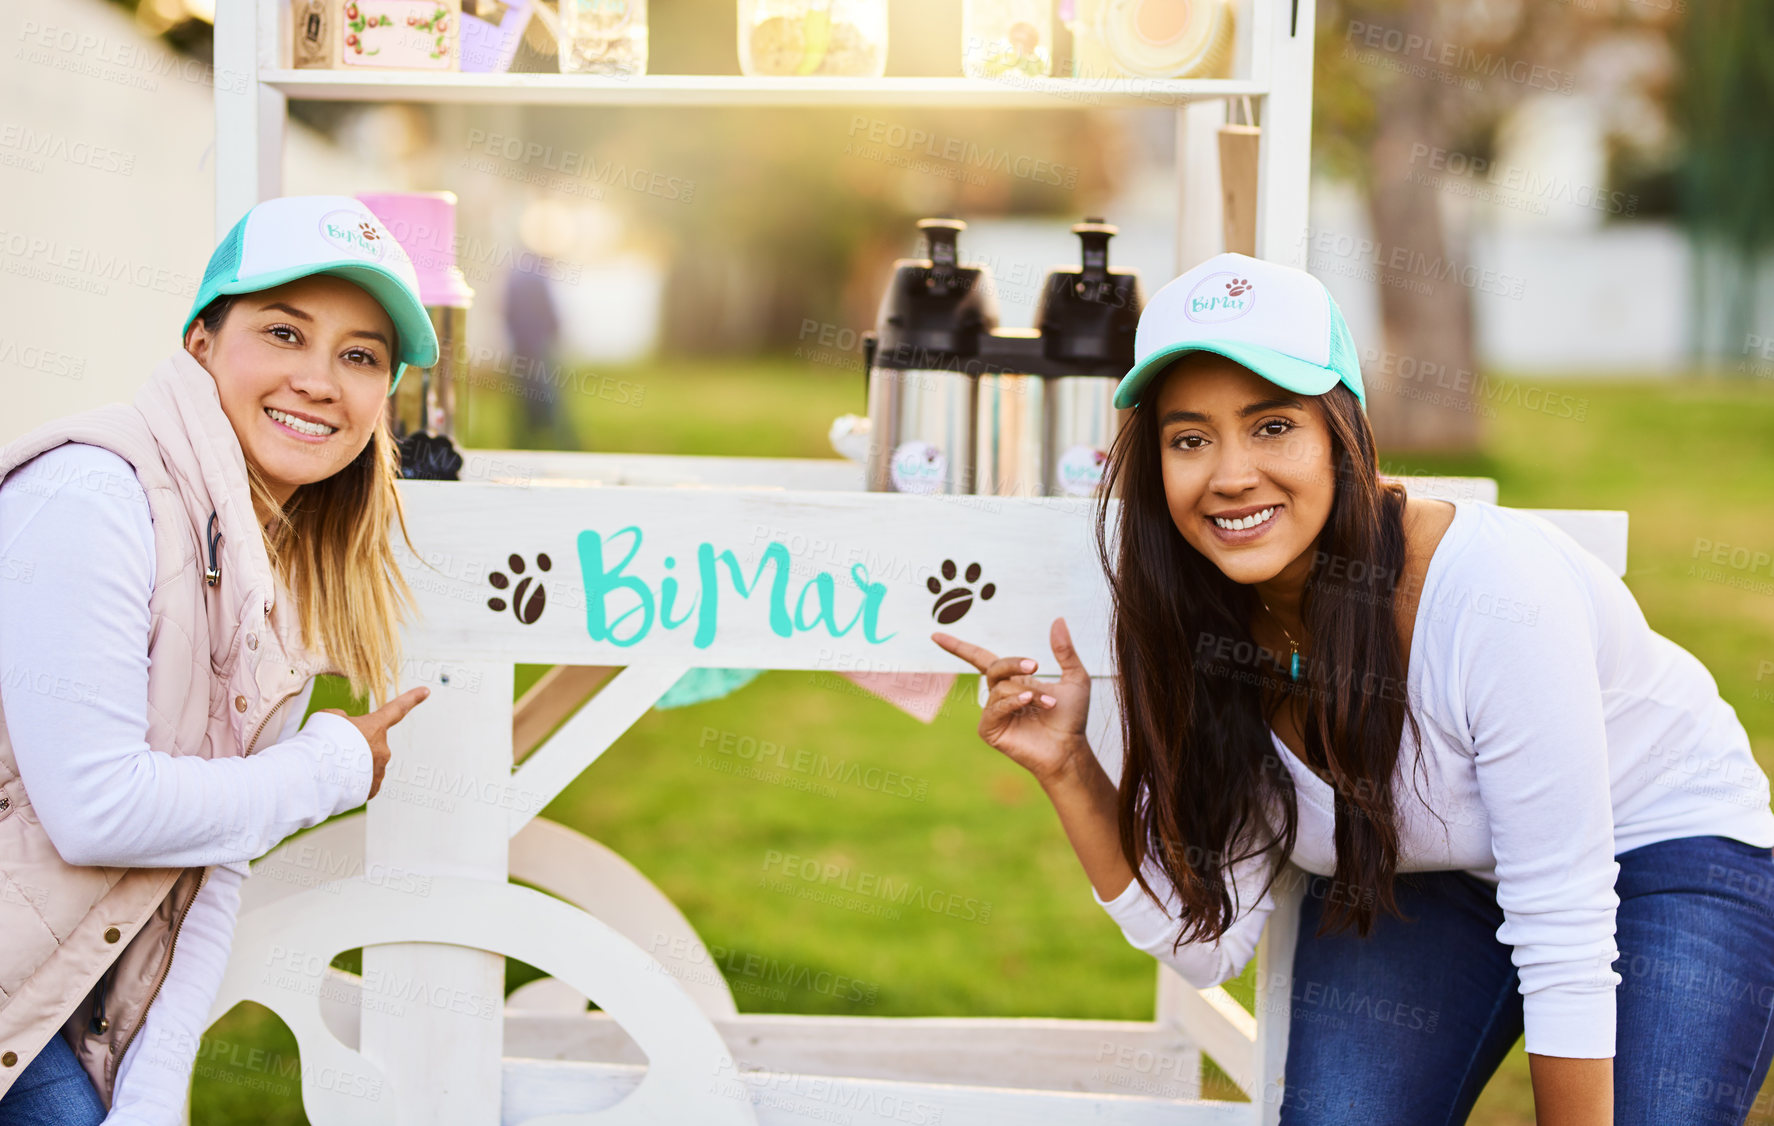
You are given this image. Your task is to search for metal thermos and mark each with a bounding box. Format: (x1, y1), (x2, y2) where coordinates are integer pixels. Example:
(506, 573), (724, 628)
(1035, 219), (1143, 498)
(973, 330), (1046, 497)
(390, 304), (467, 441)
(864, 219), (999, 494)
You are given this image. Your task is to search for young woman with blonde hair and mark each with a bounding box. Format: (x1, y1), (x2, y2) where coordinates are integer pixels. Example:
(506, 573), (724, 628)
(0, 196), (433, 1125)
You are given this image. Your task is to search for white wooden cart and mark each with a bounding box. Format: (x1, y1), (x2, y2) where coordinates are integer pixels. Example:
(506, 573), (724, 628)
(206, 5), (1631, 1123)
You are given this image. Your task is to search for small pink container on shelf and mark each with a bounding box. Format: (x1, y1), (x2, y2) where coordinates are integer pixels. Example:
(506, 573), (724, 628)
(357, 191), (475, 479)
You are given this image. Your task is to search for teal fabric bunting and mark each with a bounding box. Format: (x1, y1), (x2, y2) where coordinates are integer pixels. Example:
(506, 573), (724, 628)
(655, 667), (765, 709)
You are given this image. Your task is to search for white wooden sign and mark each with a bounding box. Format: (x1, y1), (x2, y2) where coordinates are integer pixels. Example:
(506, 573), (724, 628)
(394, 482), (1117, 674)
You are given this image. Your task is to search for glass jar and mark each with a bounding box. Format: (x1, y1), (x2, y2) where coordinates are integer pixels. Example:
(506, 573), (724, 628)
(738, 0), (888, 78)
(559, 0), (647, 76)
(961, 0), (1053, 79)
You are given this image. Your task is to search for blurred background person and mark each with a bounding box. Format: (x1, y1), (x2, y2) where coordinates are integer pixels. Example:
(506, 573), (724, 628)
(502, 247), (577, 450)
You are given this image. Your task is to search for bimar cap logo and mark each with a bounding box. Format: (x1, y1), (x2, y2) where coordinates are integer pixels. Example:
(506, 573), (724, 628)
(317, 209), (387, 262)
(1184, 272), (1255, 324)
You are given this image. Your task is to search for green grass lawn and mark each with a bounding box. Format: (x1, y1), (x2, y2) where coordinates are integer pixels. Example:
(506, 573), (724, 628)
(192, 361), (1774, 1125)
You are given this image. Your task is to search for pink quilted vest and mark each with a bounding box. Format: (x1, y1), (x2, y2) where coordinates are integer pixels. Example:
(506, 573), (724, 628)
(0, 348), (336, 1105)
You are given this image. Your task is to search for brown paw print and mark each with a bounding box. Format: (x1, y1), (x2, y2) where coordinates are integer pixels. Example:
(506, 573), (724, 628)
(488, 552), (550, 625)
(1226, 278), (1251, 297)
(928, 560), (996, 625)
(358, 221), (380, 242)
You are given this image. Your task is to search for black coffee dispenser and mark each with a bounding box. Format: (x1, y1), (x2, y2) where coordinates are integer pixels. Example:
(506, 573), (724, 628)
(863, 218), (1000, 494)
(1038, 219), (1143, 370)
(973, 219), (1144, 498)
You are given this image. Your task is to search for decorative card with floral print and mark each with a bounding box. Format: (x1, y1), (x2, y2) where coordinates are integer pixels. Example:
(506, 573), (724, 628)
(339, 0), (461, 69)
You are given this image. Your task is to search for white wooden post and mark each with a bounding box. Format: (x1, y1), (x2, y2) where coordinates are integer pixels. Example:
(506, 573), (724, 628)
(359, 661), (514, 1124)
(213, 0), (286, 234)
(1254, 0), (1315, 268)
(1252, 870), (1301, 1124)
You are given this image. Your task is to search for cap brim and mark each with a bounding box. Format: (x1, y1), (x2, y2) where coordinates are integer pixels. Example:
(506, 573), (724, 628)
(211, 259), (441, 371)
(1113, 341), (1342, 410)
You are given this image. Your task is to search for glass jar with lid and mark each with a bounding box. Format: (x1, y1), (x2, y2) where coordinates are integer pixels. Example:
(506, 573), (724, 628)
(961, 0), (1053, 79)
(559, 0), (648, 76)
(739, 0), (889, 78)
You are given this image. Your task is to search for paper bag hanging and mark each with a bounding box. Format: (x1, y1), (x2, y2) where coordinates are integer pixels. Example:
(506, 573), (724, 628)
(1218, 97), (1259, 256)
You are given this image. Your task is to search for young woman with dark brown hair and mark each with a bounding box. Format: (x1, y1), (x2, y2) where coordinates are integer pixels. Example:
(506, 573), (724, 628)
(934, 253), (1774, 1126)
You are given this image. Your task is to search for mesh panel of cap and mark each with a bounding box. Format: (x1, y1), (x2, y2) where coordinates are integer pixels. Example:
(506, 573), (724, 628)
(202, 214), (250, 296)
(1324, 290), (1362, 402)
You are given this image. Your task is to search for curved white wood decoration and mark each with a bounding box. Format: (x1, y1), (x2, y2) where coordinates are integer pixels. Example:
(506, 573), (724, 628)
(240, 814), (738, 1018)
(507, 977), (594, 1014)
(239, 816), (366, 915)
(212, 877), (757, 1126)
(509, 818), (739, 1017)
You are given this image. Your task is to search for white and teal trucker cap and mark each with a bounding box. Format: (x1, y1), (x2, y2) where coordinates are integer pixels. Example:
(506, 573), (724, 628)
(1113, 251), (1365, 412)
(183, 196), (439, 394)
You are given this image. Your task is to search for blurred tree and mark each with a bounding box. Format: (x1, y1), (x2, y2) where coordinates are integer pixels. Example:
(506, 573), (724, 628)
(1676, 0), (1774, 365)
(1313, 0), (1666, 453)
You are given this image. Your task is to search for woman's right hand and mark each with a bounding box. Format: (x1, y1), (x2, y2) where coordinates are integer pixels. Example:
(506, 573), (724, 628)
(316, 685), (429, 800)
(931, 617), (1093, 787)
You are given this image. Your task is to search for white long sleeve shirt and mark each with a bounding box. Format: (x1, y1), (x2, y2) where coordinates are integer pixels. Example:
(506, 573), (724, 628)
(0, 443), (375, 1122)
(1095, 495), (1774, 1060)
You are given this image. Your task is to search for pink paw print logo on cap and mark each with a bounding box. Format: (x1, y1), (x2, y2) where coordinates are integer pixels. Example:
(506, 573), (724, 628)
(1226, 278), (1251, 297)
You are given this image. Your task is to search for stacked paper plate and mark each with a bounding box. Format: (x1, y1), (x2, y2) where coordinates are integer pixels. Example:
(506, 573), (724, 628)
(1094, 0), (1234, 79)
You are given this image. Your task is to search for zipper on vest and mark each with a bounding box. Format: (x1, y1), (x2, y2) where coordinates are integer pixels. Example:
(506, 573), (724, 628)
(89, 965), (112, 1034)
(109, 866), (208, 1094)
(244, 689), (300, 757)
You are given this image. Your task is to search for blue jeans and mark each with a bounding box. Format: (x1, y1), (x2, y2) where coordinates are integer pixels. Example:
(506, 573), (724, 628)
(1279, 834), (1774, 1125)
(0, 1033), (104, 1126)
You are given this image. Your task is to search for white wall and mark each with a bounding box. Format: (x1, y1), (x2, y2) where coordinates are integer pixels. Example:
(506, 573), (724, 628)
(1305, 177), (1698, 377)
(1, 0), (415, 444)
(1470, 222), (1690, 374)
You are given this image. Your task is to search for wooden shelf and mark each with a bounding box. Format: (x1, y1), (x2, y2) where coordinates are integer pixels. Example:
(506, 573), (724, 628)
(261, 70), (1268, 109)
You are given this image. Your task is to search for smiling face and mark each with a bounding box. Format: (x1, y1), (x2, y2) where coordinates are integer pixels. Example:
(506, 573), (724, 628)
(1152, 351), (1336, 590)
(182, 274), (397, 507)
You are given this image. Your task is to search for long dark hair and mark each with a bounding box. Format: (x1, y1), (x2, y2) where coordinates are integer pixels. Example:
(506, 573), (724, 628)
(1092, 374), (1425, 941)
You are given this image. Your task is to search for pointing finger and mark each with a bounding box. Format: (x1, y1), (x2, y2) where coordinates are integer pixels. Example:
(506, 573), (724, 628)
(930, 631), (999, 674)
(372, 685), (431, 728)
